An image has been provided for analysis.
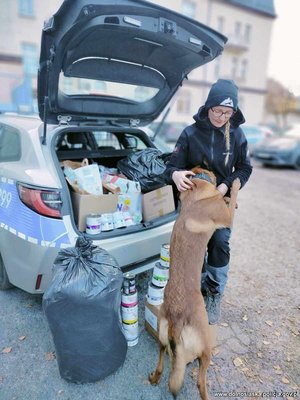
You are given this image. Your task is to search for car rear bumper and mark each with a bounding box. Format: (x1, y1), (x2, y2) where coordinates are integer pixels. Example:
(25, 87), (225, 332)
(0, 219), (174, 294)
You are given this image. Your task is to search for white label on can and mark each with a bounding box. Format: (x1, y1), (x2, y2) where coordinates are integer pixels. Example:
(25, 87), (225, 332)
(121, 304), (138, 324)
(152, 264), (169, 287)
(160, 244), (170, 267)
(147, 284), (164, 305)
(86, 215), (101, 234)
(122, 321), (139, 341)
(121, 291), (138, 307)
(101, 213), (114, 231)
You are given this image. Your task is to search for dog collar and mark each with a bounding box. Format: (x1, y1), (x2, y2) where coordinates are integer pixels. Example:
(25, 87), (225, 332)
(192, 172), (213, 184)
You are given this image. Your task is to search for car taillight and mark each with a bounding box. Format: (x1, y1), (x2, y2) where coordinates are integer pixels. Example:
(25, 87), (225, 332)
(17, 184), (62, 219)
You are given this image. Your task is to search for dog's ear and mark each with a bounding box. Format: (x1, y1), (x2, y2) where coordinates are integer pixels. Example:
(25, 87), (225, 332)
(190, 165), (202, 174)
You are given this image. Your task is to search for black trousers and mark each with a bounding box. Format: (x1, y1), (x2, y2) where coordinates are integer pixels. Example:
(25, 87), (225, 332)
(202, 227), (231, 294)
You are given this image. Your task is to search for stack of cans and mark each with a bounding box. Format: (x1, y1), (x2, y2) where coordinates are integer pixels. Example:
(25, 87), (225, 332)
(121, 273), (139, 347)
(86, 211), (135, 234)
(147, 244), (170, 306)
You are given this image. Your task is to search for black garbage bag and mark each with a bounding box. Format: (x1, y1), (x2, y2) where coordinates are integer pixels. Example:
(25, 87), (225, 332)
(117, 148), (169, 192)
(43, 236), (127, 383)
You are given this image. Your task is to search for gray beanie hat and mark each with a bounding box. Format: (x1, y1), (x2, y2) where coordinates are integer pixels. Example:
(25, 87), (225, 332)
(204, 79), (238, 111)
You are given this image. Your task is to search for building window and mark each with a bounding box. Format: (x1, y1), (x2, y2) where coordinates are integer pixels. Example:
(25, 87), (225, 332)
(240, 59), (248, 80)
(231, 57), (238, 79)
(181, 0), (197, 19)
(217, 17), (224, 33)
(21, 43), (38, 76)
(234, 21), (242, 38)
(244, 24), (252, 43)
(214, 57), (221, 79)
(176, 90), (191, 114)
(18, 0), (34, 17)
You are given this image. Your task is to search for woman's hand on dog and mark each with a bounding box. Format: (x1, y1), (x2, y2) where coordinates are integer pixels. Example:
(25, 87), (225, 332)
(172, 170), (195, 192)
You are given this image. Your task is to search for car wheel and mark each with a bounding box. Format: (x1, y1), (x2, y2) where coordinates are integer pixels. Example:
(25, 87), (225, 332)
(294, 156), (300, 170)
(0, 253), (13, 290)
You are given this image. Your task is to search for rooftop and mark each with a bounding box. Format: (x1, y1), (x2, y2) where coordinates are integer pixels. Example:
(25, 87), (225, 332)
(226, 0), (276, 18)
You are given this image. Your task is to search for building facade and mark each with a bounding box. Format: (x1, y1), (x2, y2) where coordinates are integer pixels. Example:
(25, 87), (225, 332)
(0, 0), (276, 124)
(155, 0), (276, 125)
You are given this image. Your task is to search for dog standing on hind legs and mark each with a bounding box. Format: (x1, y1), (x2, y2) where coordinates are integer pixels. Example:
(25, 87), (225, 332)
(149, 167), (241, 399)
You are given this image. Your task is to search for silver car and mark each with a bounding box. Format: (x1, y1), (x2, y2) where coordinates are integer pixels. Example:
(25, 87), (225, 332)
(0, 0), (226, 293)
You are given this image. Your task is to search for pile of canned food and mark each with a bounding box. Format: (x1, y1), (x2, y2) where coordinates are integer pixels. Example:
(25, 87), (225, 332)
(86, 211), (135, 234)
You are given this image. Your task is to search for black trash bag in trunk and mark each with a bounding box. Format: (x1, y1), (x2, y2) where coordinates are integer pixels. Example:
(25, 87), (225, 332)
(117, 148), (170, 192)
(43, 236), (127, 383)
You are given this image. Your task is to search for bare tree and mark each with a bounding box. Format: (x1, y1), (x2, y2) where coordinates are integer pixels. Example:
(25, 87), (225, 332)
(265, 78), (297, 129)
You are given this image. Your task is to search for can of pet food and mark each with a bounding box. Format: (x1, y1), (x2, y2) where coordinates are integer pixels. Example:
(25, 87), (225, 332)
(85, 214), (101, 235)
(151, 262), (169, 288)
(122, 273), (136, 295)
(123, 211), (135, 227)
(122, 321), (139, 346)
(100, 213), (114, 231)
(147, 282), (165, 305)
(113, 211), (126, 229)
(121, 291), (138, 324)
(160, 243), (170, 267)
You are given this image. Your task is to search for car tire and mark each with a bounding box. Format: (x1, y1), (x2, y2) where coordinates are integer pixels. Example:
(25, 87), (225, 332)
(294, 156), (300, 170)
(0, 253), (13, 290)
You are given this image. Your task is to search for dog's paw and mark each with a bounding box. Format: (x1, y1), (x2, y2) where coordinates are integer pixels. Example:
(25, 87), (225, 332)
(149, 371), (160, 385)
(224, 196), (238, 209)
(232, 178), (241, 191)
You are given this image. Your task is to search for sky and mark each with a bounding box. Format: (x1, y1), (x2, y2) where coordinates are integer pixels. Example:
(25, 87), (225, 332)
(267, 0), (300, 95)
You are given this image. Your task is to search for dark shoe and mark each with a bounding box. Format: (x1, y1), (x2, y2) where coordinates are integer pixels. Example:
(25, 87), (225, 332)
(203, 290), (223, 325)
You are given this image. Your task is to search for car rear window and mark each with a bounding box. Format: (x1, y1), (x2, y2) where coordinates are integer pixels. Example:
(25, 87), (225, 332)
(0, 123), (21, 161)
(59, 75), (159, 103)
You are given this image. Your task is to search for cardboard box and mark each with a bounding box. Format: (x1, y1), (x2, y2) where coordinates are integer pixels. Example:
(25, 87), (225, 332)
(142, 185), (175, 222)
(144, 300), (161, 341)
(71, 191), (118, 231)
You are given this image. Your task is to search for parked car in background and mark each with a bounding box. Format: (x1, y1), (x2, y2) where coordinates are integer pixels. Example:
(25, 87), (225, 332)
(242, 124), (274, 154)
(150, 121), (191, 143)
(0, 0), (226, 293)
(252, 124), (300, 169)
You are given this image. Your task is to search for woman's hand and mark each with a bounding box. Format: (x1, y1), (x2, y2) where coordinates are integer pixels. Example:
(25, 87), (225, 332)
(172, 170), (195, 192)
(217, 183), (228, 196)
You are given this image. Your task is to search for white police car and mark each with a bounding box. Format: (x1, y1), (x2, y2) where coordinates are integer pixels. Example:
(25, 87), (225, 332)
(0, 0), (226, 293)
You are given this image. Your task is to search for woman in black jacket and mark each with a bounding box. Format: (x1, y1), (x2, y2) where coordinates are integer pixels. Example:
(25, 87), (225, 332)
(164, 79), (253, 325)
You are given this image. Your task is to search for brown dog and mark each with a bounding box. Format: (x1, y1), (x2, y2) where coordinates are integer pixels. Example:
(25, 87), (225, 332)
(149, 167), (241, 399)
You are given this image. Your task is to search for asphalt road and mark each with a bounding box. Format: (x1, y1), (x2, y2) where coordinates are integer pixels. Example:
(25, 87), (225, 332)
(1, 162), (299, 400)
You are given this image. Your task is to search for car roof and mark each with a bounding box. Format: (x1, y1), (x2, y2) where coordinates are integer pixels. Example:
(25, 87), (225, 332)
(0, 114), (41, 131)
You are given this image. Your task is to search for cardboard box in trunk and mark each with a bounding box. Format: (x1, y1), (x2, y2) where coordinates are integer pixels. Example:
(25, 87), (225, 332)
(144, 300), (161, 341)
(71, 191), (118, 231)
(142, 185), (175, 222)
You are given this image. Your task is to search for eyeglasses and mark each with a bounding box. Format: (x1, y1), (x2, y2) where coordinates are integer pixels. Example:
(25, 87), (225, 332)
(211, 108), (234, 118)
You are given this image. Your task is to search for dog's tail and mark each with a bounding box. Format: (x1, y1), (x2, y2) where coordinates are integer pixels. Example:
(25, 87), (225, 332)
(167, 322), (186, 396)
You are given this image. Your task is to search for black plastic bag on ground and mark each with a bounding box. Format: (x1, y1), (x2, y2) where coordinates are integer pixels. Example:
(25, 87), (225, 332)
(43, 236), (127, 383)
(117, 148), (169, 192)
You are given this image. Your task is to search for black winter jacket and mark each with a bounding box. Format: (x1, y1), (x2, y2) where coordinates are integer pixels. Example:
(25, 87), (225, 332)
(164, 106), (253, 192)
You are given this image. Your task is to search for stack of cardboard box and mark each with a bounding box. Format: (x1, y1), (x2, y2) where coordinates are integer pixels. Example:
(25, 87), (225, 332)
(63, 159), (175, 231)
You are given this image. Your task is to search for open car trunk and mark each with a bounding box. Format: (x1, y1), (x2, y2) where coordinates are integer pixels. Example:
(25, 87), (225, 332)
(54, 126), (178, 237)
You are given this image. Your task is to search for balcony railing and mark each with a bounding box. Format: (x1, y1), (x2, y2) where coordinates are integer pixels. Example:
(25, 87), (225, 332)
(225, 34), (249, 52)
